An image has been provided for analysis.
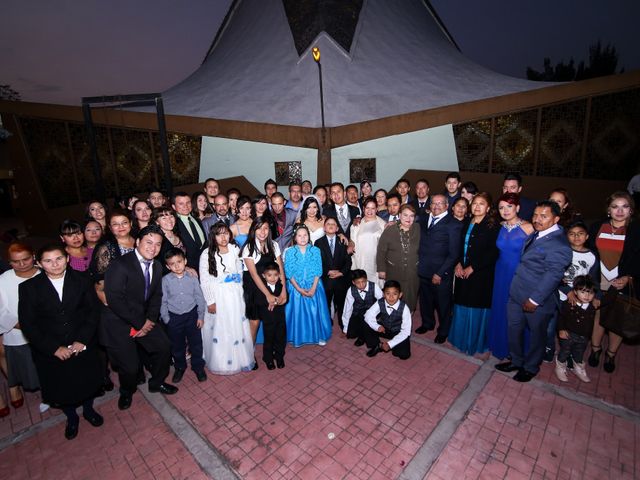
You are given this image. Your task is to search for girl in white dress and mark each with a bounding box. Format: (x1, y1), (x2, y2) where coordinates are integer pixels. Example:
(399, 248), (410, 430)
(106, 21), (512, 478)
(300, 197), (326, 244)
(349, 197), (387, 285)
(199, 222), (255, 374)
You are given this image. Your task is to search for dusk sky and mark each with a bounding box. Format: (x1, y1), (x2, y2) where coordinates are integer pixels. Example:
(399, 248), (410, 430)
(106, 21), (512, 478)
(2, 0), (638, 105)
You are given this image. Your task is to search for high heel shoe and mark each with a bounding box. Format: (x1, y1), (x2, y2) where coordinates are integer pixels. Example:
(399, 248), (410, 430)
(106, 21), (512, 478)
(10, 397), (24, 409)
(603, 350), (617, 373)
(588, 345), (602, 367)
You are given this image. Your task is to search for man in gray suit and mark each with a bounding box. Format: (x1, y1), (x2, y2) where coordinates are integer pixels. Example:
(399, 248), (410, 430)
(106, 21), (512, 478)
(271, 192), (298, 250)
(496, 200), (571, 382)
(202, 193), (237, 239)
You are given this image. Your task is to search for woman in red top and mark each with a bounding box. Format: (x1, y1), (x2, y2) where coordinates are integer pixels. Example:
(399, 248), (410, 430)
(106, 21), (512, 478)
(587, 191), (640, 373)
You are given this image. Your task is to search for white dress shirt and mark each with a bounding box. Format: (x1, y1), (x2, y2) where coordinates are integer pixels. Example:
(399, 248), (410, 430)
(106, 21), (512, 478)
(364, 300), (411, 349)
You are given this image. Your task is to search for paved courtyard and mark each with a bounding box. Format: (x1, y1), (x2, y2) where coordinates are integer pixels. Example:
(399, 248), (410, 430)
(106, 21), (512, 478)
(0, 313), (638, 479)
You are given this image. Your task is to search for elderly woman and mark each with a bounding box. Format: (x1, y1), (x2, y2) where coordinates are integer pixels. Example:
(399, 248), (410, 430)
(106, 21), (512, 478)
(449, 193), (500, 356)
(19, 244), (104, 440)
(0, 242), (43, 417)
(350, 197), (387, 285)
(587, 191), (640, 373)
(376, 204), (420, 311)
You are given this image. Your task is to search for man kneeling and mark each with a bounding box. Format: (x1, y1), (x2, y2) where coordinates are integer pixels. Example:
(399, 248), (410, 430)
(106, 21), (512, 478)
(363, 280), (411, 359)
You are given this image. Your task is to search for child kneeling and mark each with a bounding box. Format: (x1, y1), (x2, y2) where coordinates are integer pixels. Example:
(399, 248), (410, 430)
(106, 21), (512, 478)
(555, 275), (597, 383)
(363, 280), (411, 360)
(342, 269), (383, 347)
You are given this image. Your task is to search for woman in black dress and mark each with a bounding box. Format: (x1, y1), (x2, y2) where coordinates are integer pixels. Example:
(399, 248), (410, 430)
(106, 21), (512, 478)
(19, 244), (104, 440)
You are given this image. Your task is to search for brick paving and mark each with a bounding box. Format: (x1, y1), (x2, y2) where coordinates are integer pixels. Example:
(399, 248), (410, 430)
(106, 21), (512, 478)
(0, 317), (638, 479)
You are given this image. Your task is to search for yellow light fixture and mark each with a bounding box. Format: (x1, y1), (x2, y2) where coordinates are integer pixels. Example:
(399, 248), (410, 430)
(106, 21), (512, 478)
(312, 47), (321, 63)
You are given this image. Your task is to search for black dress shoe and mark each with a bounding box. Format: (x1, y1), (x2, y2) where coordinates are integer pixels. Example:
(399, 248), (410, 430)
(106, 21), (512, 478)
(513, 370), (536, 383)
(266, 361), (276, 370)
(149, 383), (178, 395)
(366, 345), (381, 357)
(495, 362), (521, 373)
(172, 368), (185, 383)
(354, 338), (365, 347)
(196, 370), (207, 382)
(64, 421), (79, 440)
(275, 358), (285, 369)
(118, 394), (132, 410)
(83, 411), (104, 427)
(434, 334), (447, 344)
(415, 326), (431, 334)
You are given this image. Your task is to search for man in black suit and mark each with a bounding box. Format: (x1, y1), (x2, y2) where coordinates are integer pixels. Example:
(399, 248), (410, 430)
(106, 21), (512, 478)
(502, 173), (536, 221)
(172, 191), (206, 270)
(271, 192), (299, 251)
(102, 225), (177, 410)
(324, 182), (360, 238)
(316, 217), (352, 325)
(411, 178), (431, 226)
(415, 194), (462, 343)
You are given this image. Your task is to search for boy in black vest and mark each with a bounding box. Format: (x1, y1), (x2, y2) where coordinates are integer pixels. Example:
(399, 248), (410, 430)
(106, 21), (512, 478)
(342, 270), (383, 347)
(256, 262), (287, 370)
(363, 280), (411, 359)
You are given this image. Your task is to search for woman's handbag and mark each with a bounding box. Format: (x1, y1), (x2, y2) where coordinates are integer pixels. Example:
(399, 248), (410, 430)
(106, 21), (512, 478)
(600, 279), (640, 339)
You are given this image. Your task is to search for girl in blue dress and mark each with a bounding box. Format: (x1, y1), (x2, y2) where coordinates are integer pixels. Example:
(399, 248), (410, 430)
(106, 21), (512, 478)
(231, 196), (252, 249)
(284, 224), (332, 347)
(488, 193), (534, 359)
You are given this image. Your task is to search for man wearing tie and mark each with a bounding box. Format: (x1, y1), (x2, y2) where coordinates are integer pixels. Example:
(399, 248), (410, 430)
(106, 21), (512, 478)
(415, 195), (462, 343)
(271, 192), (298, 251)
(102, 225), (177, 410)
(496, 201), (571, 382)
(324, 183), (360, 238)
(316, 217), (352, 325)
(385, 194), (402, 223)
(172, 192), (206, 270)
(411, 179), (432, 226)
(202, 193), (237, 238)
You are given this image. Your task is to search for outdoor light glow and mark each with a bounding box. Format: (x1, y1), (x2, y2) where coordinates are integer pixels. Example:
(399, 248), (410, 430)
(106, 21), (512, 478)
(312, 47), (321, 63)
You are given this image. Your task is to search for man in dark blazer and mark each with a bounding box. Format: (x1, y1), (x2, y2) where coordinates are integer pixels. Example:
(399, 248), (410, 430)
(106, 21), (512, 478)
(496, 201), (572, 382)
(324, 183), (360, 238)
(172, 191), (206, 270)
(102, 225), (177, 410)
(202, 193), (237, 238)
(502, 173), (536, 222)
(315, 217), (352, 325)
(415, 194), (462, 343)
(270, 192), (299, 251)
(411, 178), (432, 226)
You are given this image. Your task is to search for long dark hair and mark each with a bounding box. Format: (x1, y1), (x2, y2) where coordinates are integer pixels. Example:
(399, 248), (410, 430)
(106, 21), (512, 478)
(251, 194), (273, 221)
(243, 217), (276, 258)
(207, 221), (236, 277)
(300, 197), (321, 222)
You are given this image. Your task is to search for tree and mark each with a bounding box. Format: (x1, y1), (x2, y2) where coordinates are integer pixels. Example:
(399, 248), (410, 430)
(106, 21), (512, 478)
(0, 85), (21, 101)
(526, 41), (623, 82)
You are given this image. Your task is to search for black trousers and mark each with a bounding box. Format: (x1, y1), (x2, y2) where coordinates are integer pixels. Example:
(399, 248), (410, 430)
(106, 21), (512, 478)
(261, 314), (286, 364)
(346, 313), (366, 342)
(557, 332), (589, 364)
(363, 326), (411, 360)
(324, 280), (348, 328)
(167, 307), (205, 372)
(419, 275), (453, 336)
(106, 326), (171, 395)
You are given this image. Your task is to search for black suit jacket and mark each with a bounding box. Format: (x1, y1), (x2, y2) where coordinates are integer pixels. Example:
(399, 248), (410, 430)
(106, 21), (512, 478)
(316, 235), (352, 289)
(323, 204), (360, 238)
(411, 197), (431, 226)
(418, 214), (462, 280)
(102, 251), (163, 345)
(176, 214), (206, 269)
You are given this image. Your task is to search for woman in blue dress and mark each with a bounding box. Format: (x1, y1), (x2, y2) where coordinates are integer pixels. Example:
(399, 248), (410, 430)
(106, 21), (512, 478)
(231, 196), (252, 249)
(488, 193), (534, 359)
(449, 193), (500, 355)
(284, 224), (332, 347)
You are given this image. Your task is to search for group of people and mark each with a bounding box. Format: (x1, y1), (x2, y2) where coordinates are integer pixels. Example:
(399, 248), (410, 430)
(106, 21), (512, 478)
(0, 173), (638, 440)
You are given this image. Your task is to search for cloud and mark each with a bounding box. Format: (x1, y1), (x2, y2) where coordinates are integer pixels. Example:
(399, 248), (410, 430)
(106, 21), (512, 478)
(16, 76), (63, 92)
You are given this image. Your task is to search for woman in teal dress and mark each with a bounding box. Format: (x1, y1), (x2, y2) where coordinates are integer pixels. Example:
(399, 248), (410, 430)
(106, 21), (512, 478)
(488, 193), (534, 359)
(449, 193), (500, 355)
(284, 224), (332, 347)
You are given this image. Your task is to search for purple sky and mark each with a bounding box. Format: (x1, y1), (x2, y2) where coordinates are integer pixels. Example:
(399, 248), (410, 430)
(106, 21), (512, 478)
(1, 0), (638, 105)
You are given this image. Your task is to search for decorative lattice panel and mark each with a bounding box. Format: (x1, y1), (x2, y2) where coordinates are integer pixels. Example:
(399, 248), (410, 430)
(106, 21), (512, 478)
(275, 161), (302, 185)
(152, 132), (202, 188)
(492, 110), (537, 175)
(584, 89), (640, 180)
(19, 118), (78, 208)
(453, 120), (491, 173)
(349, 158), (376, 183)
(538, 100), (586, 178)
(110, 128), (155, 195)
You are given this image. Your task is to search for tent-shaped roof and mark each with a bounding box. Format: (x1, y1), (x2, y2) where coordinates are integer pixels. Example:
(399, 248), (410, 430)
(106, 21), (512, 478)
(160, 0), (550, 128)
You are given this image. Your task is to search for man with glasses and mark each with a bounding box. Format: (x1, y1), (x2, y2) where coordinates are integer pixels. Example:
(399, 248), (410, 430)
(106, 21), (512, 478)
(202, 193), (237, 238)
(415, 195), (462, 344)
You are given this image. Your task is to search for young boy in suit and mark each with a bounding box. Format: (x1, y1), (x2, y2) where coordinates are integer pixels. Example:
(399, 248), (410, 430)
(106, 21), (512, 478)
(363, 280), (412, 360)
(257, 262), (287, 370)
(341, 269), (383, 347)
